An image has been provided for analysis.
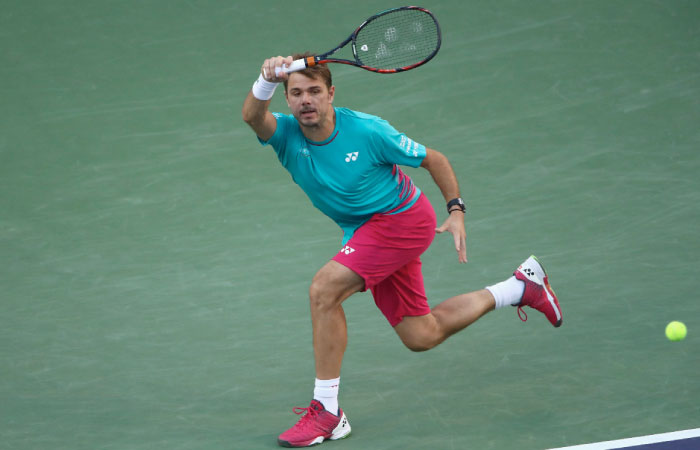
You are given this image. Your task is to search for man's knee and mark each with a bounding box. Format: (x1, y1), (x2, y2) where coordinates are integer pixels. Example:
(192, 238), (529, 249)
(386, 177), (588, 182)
(309, 262), (363, 312)
(402, 337), (434, 352)
(399, 333), (440, 352)
(395, 315), (444, 352)
(309, 274), (337, 312)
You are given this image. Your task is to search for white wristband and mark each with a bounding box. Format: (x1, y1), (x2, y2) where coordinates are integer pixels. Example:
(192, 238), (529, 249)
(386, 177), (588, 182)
(252, 73), (279, 101)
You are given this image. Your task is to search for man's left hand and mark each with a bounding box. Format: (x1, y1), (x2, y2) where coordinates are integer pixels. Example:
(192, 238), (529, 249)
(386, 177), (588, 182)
(436, 212), (467, 263)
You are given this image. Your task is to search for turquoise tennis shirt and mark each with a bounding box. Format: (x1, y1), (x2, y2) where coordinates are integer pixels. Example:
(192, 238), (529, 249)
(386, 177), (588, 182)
(259, 107), (427, 244)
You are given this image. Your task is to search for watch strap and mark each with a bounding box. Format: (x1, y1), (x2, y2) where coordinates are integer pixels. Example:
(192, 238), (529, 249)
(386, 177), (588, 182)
(446, 197), (465, 213)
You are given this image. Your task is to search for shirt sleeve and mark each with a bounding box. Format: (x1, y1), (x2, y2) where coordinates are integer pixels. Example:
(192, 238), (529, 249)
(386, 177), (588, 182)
(371, 118), (427, 168)
(257, 112), (292, 167)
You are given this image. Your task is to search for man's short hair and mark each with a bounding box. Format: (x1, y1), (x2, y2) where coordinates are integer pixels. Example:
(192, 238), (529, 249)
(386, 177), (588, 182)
(283, 52), (332, 91)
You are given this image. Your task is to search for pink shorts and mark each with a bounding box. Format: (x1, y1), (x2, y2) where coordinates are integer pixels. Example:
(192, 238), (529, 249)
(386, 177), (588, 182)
(332, 194), (437, 327)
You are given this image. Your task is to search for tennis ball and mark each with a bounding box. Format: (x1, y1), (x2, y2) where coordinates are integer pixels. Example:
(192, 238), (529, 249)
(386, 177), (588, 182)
(665, 321), (687, 342)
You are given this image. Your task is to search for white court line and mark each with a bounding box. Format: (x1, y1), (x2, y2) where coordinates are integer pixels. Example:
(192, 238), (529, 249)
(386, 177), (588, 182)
(548, 428), (700, 449)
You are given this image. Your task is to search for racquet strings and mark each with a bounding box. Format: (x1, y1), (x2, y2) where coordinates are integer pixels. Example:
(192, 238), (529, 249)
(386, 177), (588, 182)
(354, 9), (439, 70)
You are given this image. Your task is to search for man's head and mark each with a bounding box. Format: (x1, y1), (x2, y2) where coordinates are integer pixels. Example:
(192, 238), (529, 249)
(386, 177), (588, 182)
(284, 53), (335, 130)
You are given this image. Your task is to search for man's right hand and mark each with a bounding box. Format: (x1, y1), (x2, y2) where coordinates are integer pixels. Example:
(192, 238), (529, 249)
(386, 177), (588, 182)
(261, 56), (294, 83)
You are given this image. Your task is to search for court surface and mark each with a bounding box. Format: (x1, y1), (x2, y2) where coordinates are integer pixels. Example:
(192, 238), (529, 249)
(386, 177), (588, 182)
(1, 1), (698, 449)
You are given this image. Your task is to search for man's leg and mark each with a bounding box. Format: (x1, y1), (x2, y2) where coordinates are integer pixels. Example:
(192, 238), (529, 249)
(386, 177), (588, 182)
(393, 255), (563, 351)
(277, 260), (362, 448)
(308, 260), (365, 379)
(394, 289), (495, 351)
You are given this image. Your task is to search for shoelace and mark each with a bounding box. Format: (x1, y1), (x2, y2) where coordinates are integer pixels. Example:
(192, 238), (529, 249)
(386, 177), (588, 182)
(291, 405), (320, 430)
(517, 306), (528, 322)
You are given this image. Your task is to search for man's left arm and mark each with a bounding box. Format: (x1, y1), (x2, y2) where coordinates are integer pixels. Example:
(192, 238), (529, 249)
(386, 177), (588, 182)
(420, 148), (467, 263)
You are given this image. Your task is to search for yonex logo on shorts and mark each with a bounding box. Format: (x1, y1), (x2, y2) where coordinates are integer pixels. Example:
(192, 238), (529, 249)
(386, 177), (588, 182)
(340, 246), (355, 255)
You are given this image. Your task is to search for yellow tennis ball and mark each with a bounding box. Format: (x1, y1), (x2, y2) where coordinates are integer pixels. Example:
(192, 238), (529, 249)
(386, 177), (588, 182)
(665, 321), (687, 341)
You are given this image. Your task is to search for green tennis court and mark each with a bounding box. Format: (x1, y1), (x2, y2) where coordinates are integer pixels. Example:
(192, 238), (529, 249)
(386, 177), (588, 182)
(1, 1), (698, 448)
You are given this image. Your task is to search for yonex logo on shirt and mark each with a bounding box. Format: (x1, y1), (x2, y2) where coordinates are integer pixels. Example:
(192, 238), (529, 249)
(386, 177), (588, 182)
(345, 152), (359, 162)
(340, 246), (355, 255)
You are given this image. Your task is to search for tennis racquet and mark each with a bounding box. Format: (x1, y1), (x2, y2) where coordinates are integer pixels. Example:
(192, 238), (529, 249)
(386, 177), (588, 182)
(275, 6), (441, 76)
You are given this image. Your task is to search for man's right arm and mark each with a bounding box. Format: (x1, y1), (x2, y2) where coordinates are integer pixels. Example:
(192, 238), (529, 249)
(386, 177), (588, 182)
(241, 56), (293, 142)
(241, 92), (277, 142)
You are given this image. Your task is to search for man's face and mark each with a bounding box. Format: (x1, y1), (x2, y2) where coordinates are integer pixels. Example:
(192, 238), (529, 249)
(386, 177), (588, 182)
(285, 73), (335, 129)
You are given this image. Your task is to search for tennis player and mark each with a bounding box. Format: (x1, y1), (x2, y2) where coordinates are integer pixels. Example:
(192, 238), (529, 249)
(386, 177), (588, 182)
(242, 54), (563, 448)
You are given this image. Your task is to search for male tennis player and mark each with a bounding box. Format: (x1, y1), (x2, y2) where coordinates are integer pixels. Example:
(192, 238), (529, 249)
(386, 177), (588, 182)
(242, 54), (562, 448)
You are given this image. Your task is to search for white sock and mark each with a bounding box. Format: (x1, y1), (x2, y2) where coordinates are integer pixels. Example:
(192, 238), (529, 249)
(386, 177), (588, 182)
(486, 276), (525, 309)
(313, 377), (340, 415)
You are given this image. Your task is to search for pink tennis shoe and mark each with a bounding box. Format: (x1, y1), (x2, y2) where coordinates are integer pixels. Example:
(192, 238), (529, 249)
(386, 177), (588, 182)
(278, 400), (351, 447)
(514, 255), (562, 327)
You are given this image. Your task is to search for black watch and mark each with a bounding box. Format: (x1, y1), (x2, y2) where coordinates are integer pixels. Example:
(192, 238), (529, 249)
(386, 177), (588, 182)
(446, 197), (466, 213)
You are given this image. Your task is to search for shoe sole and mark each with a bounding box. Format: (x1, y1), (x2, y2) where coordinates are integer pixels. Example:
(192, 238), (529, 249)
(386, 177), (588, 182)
(277, 413), (351, 448)
(531, 255), (562, 327)
(277, 432), (351, 448)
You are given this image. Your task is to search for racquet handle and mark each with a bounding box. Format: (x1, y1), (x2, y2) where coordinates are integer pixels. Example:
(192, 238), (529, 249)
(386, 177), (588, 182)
(274, 58), (308, 76)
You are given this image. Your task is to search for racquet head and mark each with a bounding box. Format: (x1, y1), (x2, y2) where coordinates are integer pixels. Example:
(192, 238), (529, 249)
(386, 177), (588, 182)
(349, 6), (441, 73)
(276, 6), (441, 76)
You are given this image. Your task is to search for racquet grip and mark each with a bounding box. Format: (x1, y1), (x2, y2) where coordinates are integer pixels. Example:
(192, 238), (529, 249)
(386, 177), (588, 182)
(274, 58), (308, 76)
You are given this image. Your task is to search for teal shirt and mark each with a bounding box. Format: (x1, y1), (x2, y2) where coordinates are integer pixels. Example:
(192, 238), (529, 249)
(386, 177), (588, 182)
(259, 107), (427, 244)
